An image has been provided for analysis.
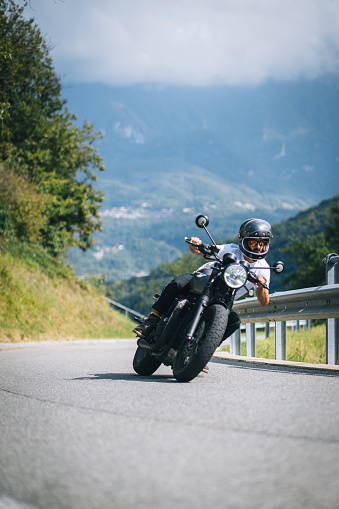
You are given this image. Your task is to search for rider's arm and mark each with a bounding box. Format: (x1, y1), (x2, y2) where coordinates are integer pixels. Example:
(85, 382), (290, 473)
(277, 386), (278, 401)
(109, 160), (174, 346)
(256, 275), (269, 306)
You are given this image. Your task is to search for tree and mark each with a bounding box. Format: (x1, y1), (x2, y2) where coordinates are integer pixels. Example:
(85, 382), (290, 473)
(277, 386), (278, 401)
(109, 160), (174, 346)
(283, 205), (339, 289)
(325, 205), (339, 252)
(0, 0), (105, 255)
(0, 0), (63, 152)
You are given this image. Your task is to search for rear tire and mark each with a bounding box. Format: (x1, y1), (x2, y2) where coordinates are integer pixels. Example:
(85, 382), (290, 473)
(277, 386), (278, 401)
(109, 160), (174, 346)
(173, 304), (228, 382)
(133, 346), (162, 376)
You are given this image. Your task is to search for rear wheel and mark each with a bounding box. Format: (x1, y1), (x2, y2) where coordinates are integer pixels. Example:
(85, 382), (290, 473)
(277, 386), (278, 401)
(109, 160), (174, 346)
(173, 304), (228, 382)
(133, 346), (162, 376)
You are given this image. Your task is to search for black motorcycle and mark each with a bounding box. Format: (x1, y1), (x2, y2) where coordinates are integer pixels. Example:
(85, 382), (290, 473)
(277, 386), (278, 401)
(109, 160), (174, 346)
(133, 215), (284, 382)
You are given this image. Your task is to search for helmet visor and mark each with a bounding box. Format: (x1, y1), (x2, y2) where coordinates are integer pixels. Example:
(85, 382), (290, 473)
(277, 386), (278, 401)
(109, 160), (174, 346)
(243, 237), (270, 256)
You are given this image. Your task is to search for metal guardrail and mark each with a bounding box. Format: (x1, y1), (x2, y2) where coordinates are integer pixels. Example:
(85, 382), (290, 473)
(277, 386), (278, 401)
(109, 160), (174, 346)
(232, 284), (339, 322)
(103, 296), (145, 320)
(230, 253), (339, 365)
(230, 284), (339, 364)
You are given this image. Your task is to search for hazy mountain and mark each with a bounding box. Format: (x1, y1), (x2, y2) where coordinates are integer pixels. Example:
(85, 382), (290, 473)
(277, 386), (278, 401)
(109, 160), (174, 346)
(64, 76), (339, 281)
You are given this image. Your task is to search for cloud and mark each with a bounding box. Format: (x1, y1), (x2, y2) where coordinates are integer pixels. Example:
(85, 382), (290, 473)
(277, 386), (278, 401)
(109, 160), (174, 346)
(21, 0), (339, 86)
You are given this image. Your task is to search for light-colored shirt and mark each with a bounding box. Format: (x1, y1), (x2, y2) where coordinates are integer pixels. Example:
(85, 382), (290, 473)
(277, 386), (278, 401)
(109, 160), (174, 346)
(197, 243), (270, 299)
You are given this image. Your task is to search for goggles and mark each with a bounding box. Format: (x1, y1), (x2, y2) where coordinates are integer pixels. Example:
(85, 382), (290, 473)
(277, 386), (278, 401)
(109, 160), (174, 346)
(247, 238), (269, 248)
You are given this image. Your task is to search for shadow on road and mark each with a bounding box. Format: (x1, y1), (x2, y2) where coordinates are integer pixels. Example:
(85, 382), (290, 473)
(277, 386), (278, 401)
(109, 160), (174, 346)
(211, 358), (339, 377)
(72, 372), (177, 383)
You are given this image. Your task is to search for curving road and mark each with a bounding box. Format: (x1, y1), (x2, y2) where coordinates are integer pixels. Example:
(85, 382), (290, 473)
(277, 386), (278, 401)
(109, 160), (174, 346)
(0, 339), (339, 509)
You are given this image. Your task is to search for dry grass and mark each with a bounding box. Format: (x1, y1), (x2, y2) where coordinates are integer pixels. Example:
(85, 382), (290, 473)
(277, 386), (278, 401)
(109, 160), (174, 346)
(0, 243), (134, 343)
(221, 324), (327, 364)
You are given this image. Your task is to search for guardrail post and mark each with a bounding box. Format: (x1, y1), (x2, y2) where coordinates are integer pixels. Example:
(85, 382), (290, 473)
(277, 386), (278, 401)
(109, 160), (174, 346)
(246, 323), (256, 357)
(234, 328), (241, 355)
(275, 321), (287, 360)
(304, 320), (311, 331)
(265, 322), (270, 338)
(323, 253), (339, 365)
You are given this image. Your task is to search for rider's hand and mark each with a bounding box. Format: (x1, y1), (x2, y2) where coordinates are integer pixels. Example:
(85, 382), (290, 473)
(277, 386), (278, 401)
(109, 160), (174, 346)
(188, 237), (202, 255)
(190, 237), (202, 246)
(255, 275), (267, 287)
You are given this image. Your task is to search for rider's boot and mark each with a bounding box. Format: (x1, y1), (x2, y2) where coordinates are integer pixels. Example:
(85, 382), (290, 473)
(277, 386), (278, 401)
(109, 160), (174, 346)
(133, 312), (160, 346)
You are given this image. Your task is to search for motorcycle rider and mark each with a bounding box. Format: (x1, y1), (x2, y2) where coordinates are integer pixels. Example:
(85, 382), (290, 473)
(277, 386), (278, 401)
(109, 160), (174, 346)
(133, 218), (273, 356)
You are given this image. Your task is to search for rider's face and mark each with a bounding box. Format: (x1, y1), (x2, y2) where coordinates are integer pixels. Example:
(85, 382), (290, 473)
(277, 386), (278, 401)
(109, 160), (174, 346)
(245, 238), (269, 254)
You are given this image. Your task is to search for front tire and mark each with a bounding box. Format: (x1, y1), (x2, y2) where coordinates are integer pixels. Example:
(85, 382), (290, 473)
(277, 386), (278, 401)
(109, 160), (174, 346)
(133, 346), (162, 376)
(173, 304), (229, 382)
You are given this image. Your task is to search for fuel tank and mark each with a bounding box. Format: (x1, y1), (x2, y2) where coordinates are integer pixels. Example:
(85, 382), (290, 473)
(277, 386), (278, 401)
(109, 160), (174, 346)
(190, 269), (212, 294)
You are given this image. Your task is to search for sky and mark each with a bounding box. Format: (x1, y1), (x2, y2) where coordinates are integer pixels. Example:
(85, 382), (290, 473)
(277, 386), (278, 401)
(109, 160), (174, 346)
(19, 0), (339, 87)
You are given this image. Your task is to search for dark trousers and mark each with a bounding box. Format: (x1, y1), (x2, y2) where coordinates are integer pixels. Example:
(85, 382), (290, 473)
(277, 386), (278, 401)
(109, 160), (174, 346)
(152, 273), (241, 343)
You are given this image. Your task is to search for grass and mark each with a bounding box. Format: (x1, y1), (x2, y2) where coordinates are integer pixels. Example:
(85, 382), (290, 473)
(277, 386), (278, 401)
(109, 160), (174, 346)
(220, 324), (327, 364)
(0, 239), (135, 342)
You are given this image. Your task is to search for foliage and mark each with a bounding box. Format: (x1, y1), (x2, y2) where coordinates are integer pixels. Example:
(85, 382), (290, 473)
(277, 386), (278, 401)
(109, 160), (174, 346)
(325, 205), (339, 252)
(283, 233), (329, 289)
(265, 195), (339, 289)
(0, 0), (104, 255)
(161, 252), (202, 276)
(282, 204), (339, 289)
(84, 273), (109, 295)
(0, 0), (62, 137)
(106, 268), (171, 316)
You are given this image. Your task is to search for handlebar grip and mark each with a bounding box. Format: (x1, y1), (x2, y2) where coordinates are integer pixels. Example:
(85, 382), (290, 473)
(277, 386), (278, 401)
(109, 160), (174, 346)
(185, 237), (212, 257)
(185, 237), (205, 248)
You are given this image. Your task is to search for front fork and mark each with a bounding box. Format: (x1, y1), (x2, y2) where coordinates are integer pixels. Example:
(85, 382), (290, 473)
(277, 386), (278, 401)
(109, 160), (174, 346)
(185, 284), (211, 341)
(185, 281), (236, 343)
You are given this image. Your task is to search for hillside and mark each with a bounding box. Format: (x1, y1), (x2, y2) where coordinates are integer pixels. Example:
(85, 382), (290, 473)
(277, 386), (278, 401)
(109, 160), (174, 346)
(105, 194), (339, 316)
(0, 240), (134, 343)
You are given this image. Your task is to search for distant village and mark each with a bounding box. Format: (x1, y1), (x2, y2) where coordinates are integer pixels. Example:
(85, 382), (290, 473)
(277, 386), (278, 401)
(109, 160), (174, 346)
(100, 201), (257, 221)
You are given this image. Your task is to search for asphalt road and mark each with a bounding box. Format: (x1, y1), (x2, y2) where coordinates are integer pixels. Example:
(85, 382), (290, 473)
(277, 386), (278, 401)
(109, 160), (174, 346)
(0, 339), (339, 509)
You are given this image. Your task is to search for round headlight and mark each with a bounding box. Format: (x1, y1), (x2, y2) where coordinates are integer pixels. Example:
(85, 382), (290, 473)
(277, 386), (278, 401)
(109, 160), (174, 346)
(224, 264), (247, 289)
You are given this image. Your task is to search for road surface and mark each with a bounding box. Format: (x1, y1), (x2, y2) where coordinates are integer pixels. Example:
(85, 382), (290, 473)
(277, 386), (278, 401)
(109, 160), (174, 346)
(0, 339), (338, 509)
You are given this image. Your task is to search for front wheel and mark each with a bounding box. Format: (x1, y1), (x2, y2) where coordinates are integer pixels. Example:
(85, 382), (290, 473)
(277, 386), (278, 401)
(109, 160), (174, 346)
(173, 304), (229, 382)
(133, 346), (162, 376)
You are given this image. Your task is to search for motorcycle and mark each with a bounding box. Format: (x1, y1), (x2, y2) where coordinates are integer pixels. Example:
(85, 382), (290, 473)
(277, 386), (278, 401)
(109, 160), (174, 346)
(133, 214), (284, 382)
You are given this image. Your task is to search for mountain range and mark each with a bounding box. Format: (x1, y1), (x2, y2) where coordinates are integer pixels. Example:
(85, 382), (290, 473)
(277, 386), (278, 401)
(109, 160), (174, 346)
(63, 75), (339, 281)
